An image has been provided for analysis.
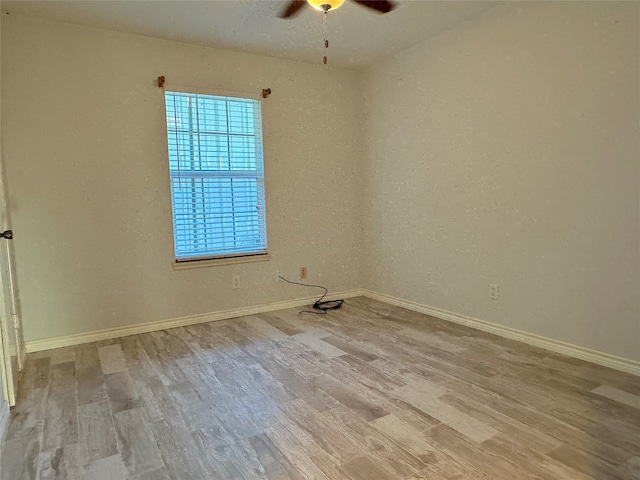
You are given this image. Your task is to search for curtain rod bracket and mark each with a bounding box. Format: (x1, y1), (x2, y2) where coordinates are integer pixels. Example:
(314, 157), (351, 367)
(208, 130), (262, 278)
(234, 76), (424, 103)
(158, 76), (165, 88)
(262, 88), (271, 99)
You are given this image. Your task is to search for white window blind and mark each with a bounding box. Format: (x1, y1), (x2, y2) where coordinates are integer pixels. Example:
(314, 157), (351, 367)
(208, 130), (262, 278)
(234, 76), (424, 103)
(164, 91), (267, 261)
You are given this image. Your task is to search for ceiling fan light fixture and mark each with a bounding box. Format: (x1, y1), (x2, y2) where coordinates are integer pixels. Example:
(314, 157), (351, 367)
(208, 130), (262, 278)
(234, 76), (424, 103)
(306, 0), (345, 12)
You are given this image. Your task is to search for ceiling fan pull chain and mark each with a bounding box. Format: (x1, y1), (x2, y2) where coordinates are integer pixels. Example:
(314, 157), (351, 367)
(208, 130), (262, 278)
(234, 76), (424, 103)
(323, 37), (329, 65)
(322, 9), (329, 65)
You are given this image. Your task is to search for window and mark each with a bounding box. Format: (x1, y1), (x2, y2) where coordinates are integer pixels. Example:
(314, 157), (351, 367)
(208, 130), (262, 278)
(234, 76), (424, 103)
(164, 90), (267, 262)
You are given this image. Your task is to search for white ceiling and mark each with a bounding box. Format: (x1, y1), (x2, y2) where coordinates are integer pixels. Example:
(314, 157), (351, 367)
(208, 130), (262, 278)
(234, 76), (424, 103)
(2, 0), (499, 70)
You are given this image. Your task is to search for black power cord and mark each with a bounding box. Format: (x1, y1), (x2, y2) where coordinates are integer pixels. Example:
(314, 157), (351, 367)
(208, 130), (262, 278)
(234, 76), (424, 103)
(278, 276), (344, 314)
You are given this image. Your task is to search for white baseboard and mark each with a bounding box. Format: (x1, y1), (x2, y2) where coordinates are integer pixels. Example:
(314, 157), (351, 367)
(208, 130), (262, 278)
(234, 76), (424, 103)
(25, 287), (639, 377)
(362, 290), (640, 377)
(26, 289), (366, 353)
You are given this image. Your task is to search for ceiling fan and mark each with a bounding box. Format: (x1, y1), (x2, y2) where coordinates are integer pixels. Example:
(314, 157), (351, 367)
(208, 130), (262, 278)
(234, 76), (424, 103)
(279, 0), (396, 18)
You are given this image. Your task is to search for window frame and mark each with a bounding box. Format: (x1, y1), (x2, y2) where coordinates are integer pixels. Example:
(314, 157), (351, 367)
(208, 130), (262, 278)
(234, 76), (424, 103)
(162, 85), (269, 266)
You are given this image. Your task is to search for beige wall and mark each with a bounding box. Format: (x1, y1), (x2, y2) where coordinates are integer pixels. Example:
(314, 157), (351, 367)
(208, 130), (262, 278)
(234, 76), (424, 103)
(1, 14), (363, 342)
(361, 1), (640, 361)
(3, 3), (639, 364)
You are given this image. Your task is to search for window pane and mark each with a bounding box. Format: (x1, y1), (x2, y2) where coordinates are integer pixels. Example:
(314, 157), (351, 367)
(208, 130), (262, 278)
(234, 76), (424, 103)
(165, 91), (267, 260)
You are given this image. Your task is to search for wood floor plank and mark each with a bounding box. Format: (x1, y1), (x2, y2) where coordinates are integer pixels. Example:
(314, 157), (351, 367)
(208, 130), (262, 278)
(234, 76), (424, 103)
(263, 416), (331, 480)
(133, 374), (181, 425)
(311, 373), (389, 422)
(592, 384), (640, 409)
(50, 346), (77, 366)
(76, 343), (101, 372)
(402, 358), (504, 406)
(42, 363), (78, 451)
(437, 393), (563, 454)
(396, 327), (468, 354)
(0, 434), (40, 480)
(292, 331), (348, 358)
(334, 354), (405, 390)
(238, 315), (290, 341)
(130, 468), (171, 480)
(77, 401), (118, 465)
(370, 413), (448, 469)
(195, 431), (268, 479)
(324, 408), (425, 476)
(320, 336), (379, 362)
(256, 312), (306, 336)
(97, 345), (126, 375)
(540, 355), (640, 396)
(617, 456), (640, 479)
(423, 424), (540, 480)
(104, 370), (140, 414)
(113, 408), (162, 477)
(545, 406), (640, 456)
(392, 380), (499, 443)
(339, 455), (397, 480)
(259, 358), (338, 413)
(547, 443), (633, 480)
(21, 356), (51, 391)
(422, 460), (488, 480)
(386, 398), (441, 432)
(481, 434), (594, 480)
(488, 396), (635, 467)
(81, 455), (127, 480)
(76, 367), (108, 406)
(279, 399), (363, 465)
(3, 297), (638, 480)
(38, 444), (81, 480)
(6, 387), (46, 441)
(150, 419), (213, 480)
(246, 363), (296, 404)
(122, 347), (157, 380)
(138, 334), (188, 387)
(249, 433), (306, 480)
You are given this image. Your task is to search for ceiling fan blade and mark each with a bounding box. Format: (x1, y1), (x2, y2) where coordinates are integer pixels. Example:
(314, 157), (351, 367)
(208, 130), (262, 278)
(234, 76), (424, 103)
(279, 0), (307, 18)
(352, 0), (396, 14)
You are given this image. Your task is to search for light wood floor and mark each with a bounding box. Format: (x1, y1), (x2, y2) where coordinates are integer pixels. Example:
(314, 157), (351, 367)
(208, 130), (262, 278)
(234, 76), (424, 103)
(1, 297), (639, 479)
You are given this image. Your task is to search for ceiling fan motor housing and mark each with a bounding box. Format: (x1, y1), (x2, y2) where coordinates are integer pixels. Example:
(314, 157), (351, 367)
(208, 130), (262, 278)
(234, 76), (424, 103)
(307, 0), (345, 12)
(279, 0), (394, 19)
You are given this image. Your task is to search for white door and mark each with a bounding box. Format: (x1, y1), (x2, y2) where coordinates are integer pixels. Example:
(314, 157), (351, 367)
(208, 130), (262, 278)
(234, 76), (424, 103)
(0, 147), (25, 406)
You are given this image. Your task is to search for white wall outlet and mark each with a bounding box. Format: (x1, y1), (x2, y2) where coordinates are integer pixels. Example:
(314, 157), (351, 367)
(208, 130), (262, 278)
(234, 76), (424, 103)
(300, 267), (307, 279)
(232, 274), (241, 290)
(489, 283), (499, 300)
(277, 270), (283, 282)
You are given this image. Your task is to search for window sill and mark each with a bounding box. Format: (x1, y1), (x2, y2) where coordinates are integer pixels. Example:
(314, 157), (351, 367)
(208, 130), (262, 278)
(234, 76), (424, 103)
(172, 253), (270, 270)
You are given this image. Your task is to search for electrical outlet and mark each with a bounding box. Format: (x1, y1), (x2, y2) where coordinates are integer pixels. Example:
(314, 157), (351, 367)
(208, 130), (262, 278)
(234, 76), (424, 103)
(300, 267), (307, 279)
(276, 270), (283, 282)
(232, 274), (241, 290)
(489, 283), (499, 300)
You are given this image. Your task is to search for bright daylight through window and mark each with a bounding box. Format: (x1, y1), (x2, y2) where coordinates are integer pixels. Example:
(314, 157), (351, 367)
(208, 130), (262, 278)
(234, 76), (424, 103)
(164, 91), (267, 262)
